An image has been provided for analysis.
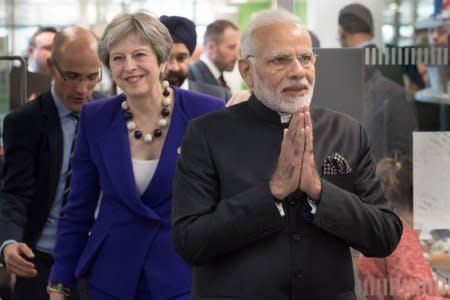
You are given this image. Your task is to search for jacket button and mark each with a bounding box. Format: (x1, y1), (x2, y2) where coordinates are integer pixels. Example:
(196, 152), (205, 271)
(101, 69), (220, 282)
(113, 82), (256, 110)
(294, 272), (302, 279)
(293, 234), (301, 241)
(289, 200), (296, 206)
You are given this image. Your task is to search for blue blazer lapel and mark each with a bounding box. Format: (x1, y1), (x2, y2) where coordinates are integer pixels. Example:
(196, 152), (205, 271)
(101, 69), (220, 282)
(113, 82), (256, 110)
(96, 102), (160, 221)
(141, 93), (188, 207)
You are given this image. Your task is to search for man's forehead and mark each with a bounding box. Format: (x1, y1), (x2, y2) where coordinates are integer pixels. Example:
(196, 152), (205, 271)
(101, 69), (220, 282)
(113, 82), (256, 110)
(253, 23), (311, 54)
(35, 32), (55, 45)
(172, 43), (190, 54)
(254, 22), (308, 39)
(430, 24), (450, 31)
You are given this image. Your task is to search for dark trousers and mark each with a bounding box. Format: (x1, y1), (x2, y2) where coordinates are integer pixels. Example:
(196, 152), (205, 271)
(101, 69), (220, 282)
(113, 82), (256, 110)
(12, 250), (87, 300)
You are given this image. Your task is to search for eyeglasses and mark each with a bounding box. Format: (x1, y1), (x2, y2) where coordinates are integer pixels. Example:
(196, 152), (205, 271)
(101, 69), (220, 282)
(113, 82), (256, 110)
(246, 52), (317, 70)
(53, 62), (102, 85)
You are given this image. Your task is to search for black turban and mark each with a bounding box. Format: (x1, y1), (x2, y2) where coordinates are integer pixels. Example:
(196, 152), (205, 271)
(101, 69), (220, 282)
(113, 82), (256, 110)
(160, 15), (197, 55)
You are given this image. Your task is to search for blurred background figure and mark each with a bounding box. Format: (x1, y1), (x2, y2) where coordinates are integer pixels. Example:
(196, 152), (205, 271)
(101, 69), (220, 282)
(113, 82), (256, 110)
(0, 25), (101, 300)
(188, 19), (240, 99)
(160, 15), (228, 102)
(428, 22), (450, 48)
(338, 3), (417, 161)
(412, 9), (450, 131)
(358, 157), (449, 299)
(27, 27), (57, 76)
(9, 27), (58, 103)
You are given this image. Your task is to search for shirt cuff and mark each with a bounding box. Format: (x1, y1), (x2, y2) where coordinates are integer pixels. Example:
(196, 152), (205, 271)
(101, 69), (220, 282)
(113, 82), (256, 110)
(307, 198), (318, 214)
(275, 201), (285, 217)
(0, 240), (18, 260)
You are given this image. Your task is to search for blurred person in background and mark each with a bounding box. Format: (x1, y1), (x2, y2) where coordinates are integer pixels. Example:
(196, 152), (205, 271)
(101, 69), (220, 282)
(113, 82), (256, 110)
(358, 157), (449, 299)
(338, 3), (417, 161)
(0, 26), (101, 300)
(9, 27), (58, 103)
(188, 19), (240, 100)
(27, 27), (58, 76)
(160, 15), (228, 102)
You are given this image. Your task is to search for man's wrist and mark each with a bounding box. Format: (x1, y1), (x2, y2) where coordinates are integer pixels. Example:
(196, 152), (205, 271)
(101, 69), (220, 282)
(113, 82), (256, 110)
(269, 181), (287, 200)
(307, 178), (322, 202)
(0, 240), (17, 263)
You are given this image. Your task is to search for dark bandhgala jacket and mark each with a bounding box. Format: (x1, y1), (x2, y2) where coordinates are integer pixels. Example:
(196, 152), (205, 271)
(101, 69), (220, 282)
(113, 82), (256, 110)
(172, 94), (402, 300)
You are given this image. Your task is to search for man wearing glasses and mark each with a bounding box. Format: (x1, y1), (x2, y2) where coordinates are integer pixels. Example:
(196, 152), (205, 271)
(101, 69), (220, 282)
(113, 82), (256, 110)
(172, 8), (402, 299)
(0, 26), (101, 300)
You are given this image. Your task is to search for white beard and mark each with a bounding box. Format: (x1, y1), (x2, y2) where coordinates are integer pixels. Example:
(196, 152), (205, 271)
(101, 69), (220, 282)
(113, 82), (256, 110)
(252, 70), (314, 114)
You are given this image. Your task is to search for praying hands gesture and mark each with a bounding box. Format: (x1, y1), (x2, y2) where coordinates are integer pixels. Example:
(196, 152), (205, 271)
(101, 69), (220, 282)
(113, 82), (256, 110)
(269, 105), (321, 201)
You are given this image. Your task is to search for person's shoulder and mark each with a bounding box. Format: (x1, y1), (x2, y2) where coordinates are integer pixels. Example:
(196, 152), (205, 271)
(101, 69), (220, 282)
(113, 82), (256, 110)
(189, 98), (248, 128)
(189, 80), (228, 101)
(5, 92), (50, 123)
(190, 59), (205, 68)
(82, 93), (122, 115)
(312, 106), (362, 132)
(312, 106), (360, 123)
(79, 94), (123, 130)
(78, 94), (123, 138)
(175, 87), (225, 117)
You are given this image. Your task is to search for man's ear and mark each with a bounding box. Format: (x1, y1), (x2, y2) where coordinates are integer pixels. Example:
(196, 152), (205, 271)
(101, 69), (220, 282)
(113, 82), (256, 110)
(46, 58), (55, 77)
(338, 25), (346, 46)
(238, 59), (253, 89)
(159, 62), (167, 80)
(206, 41), (216, 57)
(27, 47), (34, 58)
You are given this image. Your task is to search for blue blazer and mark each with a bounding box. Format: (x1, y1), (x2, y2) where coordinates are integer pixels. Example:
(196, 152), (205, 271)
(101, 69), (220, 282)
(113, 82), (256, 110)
(49, 87), (225, 300)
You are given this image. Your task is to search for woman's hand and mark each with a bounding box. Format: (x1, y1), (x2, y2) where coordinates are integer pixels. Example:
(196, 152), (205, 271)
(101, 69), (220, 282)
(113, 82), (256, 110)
(49, 292), (65, 300)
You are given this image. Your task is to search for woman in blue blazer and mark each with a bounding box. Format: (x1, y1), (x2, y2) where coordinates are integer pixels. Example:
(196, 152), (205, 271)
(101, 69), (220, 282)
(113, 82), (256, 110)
(48, 12), (224, 300)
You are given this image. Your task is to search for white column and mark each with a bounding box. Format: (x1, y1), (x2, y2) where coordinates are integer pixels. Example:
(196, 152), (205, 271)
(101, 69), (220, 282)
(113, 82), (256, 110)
(306, 0), (384, 48)
(276, 0), (295, 12)
(79, 0), (89, 27)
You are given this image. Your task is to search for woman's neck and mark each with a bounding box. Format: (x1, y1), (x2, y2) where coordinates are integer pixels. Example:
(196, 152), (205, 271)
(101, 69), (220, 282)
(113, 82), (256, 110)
(127, 85), (167, 117)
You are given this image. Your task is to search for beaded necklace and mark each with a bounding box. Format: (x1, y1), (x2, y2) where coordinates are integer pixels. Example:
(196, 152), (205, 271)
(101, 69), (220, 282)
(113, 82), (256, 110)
(122, 80), (172, 143)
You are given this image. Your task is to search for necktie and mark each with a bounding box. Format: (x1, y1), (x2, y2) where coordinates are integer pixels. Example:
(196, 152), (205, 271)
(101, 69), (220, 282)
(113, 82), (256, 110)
(218, 73), (230, 90)
(62, 113), (79, 209)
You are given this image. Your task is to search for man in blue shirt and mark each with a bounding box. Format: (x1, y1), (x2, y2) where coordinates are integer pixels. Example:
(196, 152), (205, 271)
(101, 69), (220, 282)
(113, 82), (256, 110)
(0, 26), (101, 300)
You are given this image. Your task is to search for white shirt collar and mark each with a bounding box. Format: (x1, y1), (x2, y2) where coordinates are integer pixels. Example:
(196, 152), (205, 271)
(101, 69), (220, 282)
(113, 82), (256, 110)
(356, 39), (376, 48)
(180, 78), (189, 90)
(279, 113), (291, 124)
(50, 82), (72, 118)
(200, 53), (222, 80)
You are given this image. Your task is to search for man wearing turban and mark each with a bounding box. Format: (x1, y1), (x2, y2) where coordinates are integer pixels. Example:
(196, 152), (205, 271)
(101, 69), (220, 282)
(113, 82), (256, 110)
(160, 15), (229, 102)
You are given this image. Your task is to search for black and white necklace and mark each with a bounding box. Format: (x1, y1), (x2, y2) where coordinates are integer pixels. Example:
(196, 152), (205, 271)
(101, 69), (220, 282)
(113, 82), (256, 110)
(122, 80), (172, 144)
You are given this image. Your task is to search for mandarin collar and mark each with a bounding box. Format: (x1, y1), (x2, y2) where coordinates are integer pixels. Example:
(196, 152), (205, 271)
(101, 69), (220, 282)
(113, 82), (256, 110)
(248, 94), (290, 128)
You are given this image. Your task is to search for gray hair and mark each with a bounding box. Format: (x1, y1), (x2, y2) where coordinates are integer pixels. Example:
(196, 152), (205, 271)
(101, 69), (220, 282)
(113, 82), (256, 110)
(240, 8), (306, 58)
(98, 12), (173, 68)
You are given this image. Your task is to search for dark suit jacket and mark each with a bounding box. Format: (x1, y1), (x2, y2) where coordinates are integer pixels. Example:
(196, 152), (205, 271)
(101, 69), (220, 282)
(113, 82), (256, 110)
(363, 66), (418, 161)
(49, 88), (225, 299)
(188, 60), (231, 99)
(0, 91), (63, 247)
(172, 95), (402, 300)
(189, 80), (228, 103)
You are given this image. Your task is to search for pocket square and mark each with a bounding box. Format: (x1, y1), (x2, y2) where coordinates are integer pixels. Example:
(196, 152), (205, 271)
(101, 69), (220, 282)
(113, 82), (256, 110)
(322, 152), (352, 176)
